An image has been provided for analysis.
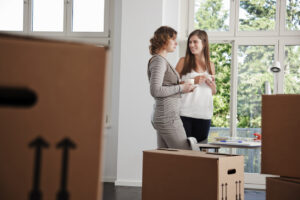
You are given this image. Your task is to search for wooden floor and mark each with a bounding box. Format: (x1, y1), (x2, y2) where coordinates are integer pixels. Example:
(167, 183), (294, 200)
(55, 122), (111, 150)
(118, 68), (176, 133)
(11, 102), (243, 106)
(102, 183), (266, 200)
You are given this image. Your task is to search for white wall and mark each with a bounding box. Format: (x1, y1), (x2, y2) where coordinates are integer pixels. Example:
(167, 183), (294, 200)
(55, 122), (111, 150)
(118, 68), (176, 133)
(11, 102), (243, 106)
(115, 0), (163, 186)
(163, 0), (181, 66)
(102, 0), (182, 186)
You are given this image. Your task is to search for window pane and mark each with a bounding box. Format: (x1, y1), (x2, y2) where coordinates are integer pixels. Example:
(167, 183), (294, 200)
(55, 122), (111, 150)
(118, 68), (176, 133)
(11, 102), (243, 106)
(32, 0), (64, 32)
(286, 0), (300, 30)
(237, 45), (275, 173)
(0, 0), (23, 31)
(208, 43), (231, 146)
(284, 45), (300, 94)
(239, 0), (276, 31)
(194, 0), (230, 32)
(72, 0), (105, 32)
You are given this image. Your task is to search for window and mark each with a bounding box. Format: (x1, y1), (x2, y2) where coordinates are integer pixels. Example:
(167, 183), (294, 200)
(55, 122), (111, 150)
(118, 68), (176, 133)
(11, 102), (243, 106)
(0, 0), (109, 41)
(186, 0), (300, 185)
(194, 0), (230, 32)
(0, 0), (24, 31)
(285, 0), (300, 31)
(237, 45), (274, 131)
(32, 0), (64, 32)
(72, 0), (105, 32)
(238, 0), (277, 31)
(236, 45), (275, 173)
(284, 45), (300, 94)
(208, 43), (232, 141)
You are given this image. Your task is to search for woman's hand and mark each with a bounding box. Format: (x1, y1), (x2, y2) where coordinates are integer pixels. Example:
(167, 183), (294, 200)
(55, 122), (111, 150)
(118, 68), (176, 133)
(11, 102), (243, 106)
(194, 75), (207, 84)
(181, 83), (196, 93)
(205, 79), (217, 94)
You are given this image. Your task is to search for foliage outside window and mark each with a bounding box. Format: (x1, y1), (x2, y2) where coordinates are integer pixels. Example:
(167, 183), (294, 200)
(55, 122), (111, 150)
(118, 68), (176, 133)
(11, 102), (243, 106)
(194, 0), (230, 31)
(286, 0), (300, 30)
(210, 43), (231, 128)
(239, 0), (276, 31)
(284, 45), (300, 93)
(237, 45), (274, 128)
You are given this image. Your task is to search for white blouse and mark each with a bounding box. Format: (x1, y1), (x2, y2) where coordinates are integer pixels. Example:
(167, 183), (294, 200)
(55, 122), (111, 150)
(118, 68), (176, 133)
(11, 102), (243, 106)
(180, 70), (213, 119)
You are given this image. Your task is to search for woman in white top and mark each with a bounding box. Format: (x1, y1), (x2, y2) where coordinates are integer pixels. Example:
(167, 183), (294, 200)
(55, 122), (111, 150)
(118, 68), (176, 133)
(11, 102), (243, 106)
(176, 29), (217, 143)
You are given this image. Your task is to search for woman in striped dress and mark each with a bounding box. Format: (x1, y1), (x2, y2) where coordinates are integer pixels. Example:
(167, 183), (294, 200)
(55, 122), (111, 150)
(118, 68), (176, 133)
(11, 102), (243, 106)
(147, 26), (195, 150)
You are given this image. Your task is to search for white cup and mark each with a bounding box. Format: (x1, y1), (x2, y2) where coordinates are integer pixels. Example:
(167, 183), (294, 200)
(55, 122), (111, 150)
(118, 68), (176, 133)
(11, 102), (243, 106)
(205, 74), (212, 81)
(185, 78), (194, 85)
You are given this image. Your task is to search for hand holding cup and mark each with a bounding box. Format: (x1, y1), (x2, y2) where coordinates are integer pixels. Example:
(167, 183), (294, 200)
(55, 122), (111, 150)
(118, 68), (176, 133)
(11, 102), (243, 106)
(194, 75), (207, 84)
(185, 78), (194, 85)
(181, 82), (196, 93)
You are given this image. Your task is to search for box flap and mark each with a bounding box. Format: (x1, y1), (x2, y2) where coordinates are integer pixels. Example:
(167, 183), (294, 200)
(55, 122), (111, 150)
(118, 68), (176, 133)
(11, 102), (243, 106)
(0, 33), (107, 48)
(144, 149), (243, 159)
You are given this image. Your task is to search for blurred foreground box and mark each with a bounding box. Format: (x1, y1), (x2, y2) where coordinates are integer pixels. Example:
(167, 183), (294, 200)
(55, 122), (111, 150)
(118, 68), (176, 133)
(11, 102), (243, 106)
(266, 177), (300, 200)
(261, 95), (300, 178)
(0, 34), (107, 200)
(142, 149), (244, 200)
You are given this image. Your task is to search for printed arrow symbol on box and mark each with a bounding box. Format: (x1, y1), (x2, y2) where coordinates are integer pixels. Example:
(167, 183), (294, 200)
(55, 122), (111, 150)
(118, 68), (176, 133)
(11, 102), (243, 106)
(29, 136), (49, 200)
(56, 138), (76, 200)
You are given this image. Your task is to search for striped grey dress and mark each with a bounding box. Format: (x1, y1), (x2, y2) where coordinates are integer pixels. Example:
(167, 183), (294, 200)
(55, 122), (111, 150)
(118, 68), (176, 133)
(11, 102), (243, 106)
(147, 54), (191, 150)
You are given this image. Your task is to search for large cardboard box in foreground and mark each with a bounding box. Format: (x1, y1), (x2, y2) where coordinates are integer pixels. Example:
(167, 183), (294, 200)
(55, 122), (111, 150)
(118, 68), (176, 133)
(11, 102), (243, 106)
(142, 149), (244, 200)
(266, 177), (300, 200)
(261, 95), (300, 178)
(0, 34), (107, 200)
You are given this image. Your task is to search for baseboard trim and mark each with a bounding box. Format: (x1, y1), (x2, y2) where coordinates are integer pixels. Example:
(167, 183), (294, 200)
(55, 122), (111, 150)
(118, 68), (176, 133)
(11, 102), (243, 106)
(245, 183), (265, 190)
(115, 179), (142, 187)
(102, 176), (116, 183)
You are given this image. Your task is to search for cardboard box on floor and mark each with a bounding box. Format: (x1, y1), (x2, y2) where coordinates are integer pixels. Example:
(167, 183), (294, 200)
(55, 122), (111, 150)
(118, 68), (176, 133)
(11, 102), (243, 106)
(142, 149), (244, 200)
(266, 177), (300, 200)
(261, 95), (300, 178)
(0, 34), (107, 200)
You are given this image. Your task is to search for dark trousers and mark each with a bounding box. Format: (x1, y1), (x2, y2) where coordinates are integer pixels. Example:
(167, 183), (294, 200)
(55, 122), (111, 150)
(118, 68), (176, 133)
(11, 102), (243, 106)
(180, 116), (211, 143)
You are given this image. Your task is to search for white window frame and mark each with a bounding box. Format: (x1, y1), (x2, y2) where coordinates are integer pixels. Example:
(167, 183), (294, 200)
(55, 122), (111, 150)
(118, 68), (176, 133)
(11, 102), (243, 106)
(1, 0), (110, 45)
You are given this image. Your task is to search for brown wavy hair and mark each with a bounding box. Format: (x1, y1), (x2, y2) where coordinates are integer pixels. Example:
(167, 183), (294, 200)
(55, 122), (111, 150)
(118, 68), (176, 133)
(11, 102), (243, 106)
(149, 26), (177, 55)
(181, 29), (212, 76)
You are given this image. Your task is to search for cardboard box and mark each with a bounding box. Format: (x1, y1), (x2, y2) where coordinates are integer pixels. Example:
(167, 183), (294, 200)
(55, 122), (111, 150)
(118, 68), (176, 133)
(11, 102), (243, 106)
(142, 149), (244, 200)
(261, 95), (300, 178)
(0, 34), (107, 200)
(266, 177), (300, 200)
